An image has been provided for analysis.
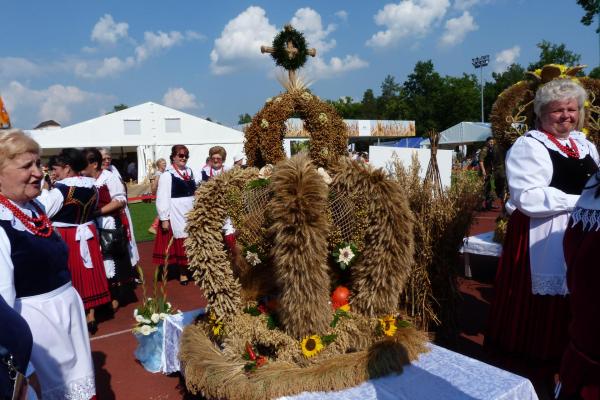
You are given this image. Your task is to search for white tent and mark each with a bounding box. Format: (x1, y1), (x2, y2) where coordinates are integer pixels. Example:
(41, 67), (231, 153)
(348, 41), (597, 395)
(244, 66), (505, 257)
(25, 102), (245, 182)
(420, 122), (491, 148)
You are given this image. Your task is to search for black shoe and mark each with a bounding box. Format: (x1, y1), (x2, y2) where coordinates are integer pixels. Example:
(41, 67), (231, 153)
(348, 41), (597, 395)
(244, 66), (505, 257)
(87, 320), (98, 335)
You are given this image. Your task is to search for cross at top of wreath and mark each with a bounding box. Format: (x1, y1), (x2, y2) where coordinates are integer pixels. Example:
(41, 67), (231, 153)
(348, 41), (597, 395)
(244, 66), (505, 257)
(261, 24), (317, 82)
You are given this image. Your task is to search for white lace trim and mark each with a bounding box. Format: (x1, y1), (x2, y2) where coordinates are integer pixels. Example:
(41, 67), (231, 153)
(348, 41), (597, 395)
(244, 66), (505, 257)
(56, 176), (96, 188)
(528, 130), (590, 159)
(42, 374), (96, 400)
(571, 207), (600, 231)
(531, 273), (569, 296)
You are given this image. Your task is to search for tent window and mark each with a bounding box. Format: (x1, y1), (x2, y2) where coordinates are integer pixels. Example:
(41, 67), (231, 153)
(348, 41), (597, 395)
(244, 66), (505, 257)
(165, 118), (181, 133)
(124, 119), (141, 135)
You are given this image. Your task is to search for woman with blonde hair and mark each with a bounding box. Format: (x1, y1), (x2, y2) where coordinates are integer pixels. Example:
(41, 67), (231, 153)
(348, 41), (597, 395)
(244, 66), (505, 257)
(0, 130), (96, 399)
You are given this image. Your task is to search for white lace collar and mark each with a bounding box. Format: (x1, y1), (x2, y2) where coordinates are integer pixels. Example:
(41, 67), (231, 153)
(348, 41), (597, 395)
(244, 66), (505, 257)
(571, 172), (600, 231)
(56, 176), (96, 188)
(94, 169), (113, 187)
(528, 130), (590, 158)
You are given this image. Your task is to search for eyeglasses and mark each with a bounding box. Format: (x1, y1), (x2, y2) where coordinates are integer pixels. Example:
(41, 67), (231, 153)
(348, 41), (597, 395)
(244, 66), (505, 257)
(102, 157), (112, 161)
(211, 156), (223, 162)
(177, 153), (189, 159)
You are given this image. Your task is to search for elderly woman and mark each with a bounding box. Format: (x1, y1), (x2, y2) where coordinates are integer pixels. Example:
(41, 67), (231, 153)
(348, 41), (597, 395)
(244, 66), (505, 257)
(153, 145), (198, 285)
(201, 146), (229, 181)
(558, 171), (600, 398)
(485, 79), (600, 362)
(0, 130), (95, 399)
(99, 147), (140, 269)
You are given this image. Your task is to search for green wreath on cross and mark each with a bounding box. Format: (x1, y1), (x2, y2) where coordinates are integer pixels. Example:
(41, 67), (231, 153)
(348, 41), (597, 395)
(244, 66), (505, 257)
(271, 26), (309, 71)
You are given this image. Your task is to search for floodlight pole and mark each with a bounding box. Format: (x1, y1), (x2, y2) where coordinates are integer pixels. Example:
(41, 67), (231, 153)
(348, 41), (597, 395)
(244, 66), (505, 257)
(472, 55), (489, 123)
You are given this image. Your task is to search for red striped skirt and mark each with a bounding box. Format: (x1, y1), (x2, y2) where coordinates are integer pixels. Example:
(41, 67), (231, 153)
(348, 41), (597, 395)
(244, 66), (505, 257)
(152, 225), (188, 266)
(56, 225), (111, 310)
(485, 209), (570, 361)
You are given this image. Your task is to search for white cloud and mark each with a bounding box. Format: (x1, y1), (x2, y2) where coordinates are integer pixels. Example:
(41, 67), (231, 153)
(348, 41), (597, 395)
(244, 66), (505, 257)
(367, 0), (450, 48)
(2, 81), (112, 126)
(135, 31), (184, 63)
(210, 6), (277, 75)
(307, 55), (369, 78)
(335, 10), (348, 21)
(91, 14), (129, 45)
(162, 87), (200, 110)
(453, 0), (479, 10)
(439, 11), (478, 47)
(494, 45), (521, 72)
(0, 57), (43, 79)
(291, 8), (336, 54)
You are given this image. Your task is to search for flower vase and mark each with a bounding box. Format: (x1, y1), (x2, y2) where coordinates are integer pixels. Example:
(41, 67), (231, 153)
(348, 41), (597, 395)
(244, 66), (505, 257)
(134, 322), (164, 373)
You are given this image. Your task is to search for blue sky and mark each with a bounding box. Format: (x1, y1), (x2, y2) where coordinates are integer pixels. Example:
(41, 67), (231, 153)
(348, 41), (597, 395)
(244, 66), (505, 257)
(1, 1), (598, 129)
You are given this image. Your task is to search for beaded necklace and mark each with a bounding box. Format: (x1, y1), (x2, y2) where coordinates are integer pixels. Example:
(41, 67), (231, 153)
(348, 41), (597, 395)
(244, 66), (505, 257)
(542, 131), (580, 159)
(172, 164), (190, 181)
(0, 194), (53, 237)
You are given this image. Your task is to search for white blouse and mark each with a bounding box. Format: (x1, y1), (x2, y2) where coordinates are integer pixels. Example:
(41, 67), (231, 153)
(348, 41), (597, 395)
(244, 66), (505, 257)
(505, 130), (600, 295)
(156, 166), (200, 239)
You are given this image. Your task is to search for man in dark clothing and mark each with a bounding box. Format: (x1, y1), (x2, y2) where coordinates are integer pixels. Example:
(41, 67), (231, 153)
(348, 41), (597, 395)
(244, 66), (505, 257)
(479, 137), (506, 210)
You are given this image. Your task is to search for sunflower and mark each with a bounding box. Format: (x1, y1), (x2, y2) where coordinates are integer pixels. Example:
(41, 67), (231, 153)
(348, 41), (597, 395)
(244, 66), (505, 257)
(300, 335), (324, 358)
(379, 316), (397, 337)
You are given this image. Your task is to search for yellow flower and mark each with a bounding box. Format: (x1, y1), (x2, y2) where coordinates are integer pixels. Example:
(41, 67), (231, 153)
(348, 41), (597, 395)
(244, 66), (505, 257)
(582, 127), (590, 136)
(379, 316), (397, 337)
(585, 100), (591, 108)
(212, 321), (223, 336)
(301, 335), (324, 358)
(339, 304), (350, 312)
(534, 68), (542, 77)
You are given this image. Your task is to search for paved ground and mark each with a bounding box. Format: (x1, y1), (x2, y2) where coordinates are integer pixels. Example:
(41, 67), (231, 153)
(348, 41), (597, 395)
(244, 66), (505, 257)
(92, 205), (554, 399)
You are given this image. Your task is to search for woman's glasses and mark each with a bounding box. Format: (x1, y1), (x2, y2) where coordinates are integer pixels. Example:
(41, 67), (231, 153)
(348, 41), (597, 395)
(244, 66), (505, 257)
(177, 153), (189, 159)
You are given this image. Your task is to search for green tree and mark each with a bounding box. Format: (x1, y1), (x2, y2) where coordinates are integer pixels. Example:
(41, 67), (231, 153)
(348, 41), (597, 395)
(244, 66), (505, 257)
(576, 0), (600, 32)
(483, 63), (526, 119)
(589, 65), (600, 78)
(238, 113), (252, 124)
(360, 89), (378, 119)
(326, 96), (363, 119)
(527, 41), (582, 70)
(402, 60), (444, 134)
(106, 103), (129, 114)
(438, 74), (480, 128)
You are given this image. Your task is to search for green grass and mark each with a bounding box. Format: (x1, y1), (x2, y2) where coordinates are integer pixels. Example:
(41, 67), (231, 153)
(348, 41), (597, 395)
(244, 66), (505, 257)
(129, 201), (157, 243)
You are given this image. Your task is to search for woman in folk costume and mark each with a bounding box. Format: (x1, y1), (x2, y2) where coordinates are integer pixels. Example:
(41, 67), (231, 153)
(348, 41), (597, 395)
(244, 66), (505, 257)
(153, 145), (198, 285)
(43, 148), (111, 334)
(201, 146), (229, 182)
(82, 148), (134, 313)
(99, 147), (140, 269)
(485, 78), (600, 361)
(558, 171), (600, 399)
(0, 130), (96, 399)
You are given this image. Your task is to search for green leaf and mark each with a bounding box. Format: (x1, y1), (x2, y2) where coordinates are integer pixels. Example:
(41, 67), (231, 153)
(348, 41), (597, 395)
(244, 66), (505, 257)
(247, 178), (270, 189)
(321, 334), (337, 345)
(243, 306), (261, 316)
(397, 320), (411, 328)
(266, 314), (278, 330)
(330, 314), (340, 328)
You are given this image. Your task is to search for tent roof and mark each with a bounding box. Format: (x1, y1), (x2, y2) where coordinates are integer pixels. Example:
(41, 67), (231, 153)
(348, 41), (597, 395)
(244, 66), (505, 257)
(420, 122), (491, 147)
(378, 137), (424, 148)
(25, 102), (244, 149)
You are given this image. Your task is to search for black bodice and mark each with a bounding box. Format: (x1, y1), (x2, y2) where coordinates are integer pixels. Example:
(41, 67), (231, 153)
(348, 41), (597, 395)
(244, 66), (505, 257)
(0, 218), (70, 298)
(51, 183), (98, 224)
(547, 149), (599, 195)
(171, 172), (197, 198)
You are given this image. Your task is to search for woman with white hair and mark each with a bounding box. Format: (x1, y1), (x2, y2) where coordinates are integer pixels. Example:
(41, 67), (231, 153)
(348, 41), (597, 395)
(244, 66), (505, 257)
(486, 79), (600, 362)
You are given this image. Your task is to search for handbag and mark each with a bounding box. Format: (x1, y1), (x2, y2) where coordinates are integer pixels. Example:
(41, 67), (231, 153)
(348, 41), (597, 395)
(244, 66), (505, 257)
(0, 345), (27, 400)
(99, 223), (129, 257)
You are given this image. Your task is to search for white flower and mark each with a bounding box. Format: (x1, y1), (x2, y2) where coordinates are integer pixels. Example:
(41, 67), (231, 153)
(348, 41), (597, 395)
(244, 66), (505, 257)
(258, 164), (274, 179)
(159, 313), (169, 320)
(317, 167), (332, 185)
(274, 96), (282, 102)
(266, 97), (273, 103)
(151, 313), (160, 324)
(133, 309), (138, 317)
(337, 246), (355, 265)
(143, 318), (152, 324)
(301, 92), (312, 101)
(245, 251), (261, 266)
(139, 324), (153, 336)
(261, 119), (269, 129)
(135, 314), (146, 323)
(318, 113), (328, 124)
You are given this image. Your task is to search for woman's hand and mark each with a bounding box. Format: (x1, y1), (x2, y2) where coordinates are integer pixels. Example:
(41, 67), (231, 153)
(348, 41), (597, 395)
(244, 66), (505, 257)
(161, 220), (170, 233)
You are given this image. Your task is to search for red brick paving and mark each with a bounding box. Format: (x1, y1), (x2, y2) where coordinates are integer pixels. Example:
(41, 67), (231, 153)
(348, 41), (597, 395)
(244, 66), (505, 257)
(94, 204), (553, 399)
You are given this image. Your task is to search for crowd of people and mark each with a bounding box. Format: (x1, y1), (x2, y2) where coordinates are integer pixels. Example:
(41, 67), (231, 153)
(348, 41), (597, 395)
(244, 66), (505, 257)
(0, 131), (243, 399)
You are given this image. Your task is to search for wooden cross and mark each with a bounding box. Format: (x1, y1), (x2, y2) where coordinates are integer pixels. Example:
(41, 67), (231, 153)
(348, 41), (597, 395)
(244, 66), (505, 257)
(261, 24), (316, 82)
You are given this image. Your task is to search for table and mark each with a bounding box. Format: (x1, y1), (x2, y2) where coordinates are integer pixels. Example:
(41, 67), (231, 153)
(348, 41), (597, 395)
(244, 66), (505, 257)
(161, 310), (538, 400)
(459, 231), (502, 278)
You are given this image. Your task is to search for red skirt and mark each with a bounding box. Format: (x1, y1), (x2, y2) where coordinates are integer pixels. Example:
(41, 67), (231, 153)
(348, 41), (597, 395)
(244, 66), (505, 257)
(152, 225), (188, 266)
(560, 223), (600, 396)
(56, 225), (111, 310)
(485, 210), (570, 361)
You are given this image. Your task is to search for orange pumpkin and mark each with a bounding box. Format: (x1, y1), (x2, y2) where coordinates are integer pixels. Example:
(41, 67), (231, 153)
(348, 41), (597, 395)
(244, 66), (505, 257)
(331, 286), (350, 309)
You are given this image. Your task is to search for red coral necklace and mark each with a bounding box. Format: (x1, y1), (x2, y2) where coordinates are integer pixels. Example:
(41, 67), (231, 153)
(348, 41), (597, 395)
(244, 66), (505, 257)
(542, 131), (580, 159)
(0, 194), (53, 237)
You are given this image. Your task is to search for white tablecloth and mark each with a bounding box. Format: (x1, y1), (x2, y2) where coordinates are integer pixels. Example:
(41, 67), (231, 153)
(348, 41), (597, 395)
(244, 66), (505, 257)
(460, 231), (502, 257)
(162, 310), (538, 400)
